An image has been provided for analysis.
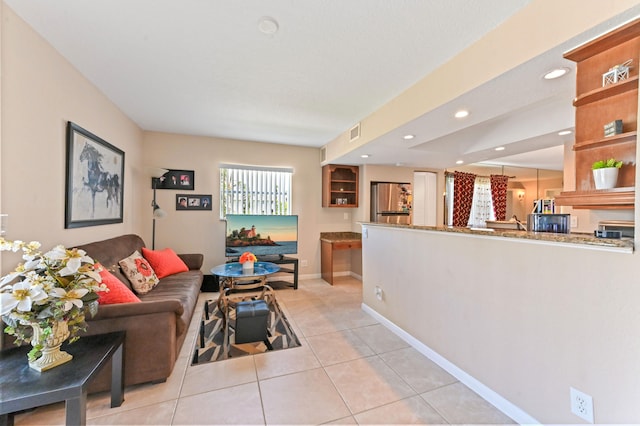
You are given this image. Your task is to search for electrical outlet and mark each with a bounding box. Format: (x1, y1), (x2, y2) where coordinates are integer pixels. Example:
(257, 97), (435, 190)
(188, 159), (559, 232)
(343, 212), (349, 220)
(571, 216), (578, 228)
(374, 286), (383, 301)
(301, 259), (308, 267)
(570, 387), (594, 423)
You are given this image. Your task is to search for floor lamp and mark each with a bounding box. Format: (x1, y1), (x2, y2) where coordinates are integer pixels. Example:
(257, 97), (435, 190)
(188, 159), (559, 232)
(151, 168), (168, 249)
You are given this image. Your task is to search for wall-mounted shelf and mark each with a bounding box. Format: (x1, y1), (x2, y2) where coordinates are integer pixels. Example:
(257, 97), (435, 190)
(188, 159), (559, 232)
(573, 76), (638, 107)
(573, 131), (637, 151)
(555, 187), (635, 209)
(322, 164), (359, 207)
(556, 17), (639, 209)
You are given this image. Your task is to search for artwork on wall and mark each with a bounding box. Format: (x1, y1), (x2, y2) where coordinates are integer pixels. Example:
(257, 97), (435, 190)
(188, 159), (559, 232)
(152, 169), (195, 191)
(65, 122), (125, 228)
(176, 194), (212, 211)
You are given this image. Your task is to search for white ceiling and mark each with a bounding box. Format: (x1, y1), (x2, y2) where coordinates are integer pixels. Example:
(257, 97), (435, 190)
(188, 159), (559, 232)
(5, 1), (640, 171)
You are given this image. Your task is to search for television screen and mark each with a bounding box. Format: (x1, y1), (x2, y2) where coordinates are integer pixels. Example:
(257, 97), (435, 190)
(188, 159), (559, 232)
(225, 214), (298, 258)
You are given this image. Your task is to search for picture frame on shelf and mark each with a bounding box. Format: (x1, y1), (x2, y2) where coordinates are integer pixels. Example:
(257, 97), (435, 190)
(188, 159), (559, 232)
(152, 169), (195, 190)
(65, 122), (125, 228)
(176, 194), (212, 211)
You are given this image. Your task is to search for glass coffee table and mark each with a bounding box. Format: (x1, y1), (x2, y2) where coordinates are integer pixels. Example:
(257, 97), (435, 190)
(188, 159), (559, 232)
(210, 262), (287, 357)
(211, 261), (280, 291)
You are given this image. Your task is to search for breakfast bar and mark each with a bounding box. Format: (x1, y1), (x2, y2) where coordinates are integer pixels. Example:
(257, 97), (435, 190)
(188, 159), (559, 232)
(359, 222), (638, 424)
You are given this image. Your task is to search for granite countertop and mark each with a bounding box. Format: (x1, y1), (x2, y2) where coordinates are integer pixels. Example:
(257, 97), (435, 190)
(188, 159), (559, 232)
(320, 232), (362, 243)
(360, 222), (634, 251)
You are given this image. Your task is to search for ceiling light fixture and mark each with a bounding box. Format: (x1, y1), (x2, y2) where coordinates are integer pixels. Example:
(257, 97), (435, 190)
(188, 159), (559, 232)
(361, 154), (370, 158)
(403, 134), (415, 140)
(543, 67), (569, 80)
(258, 17), (279, 35)
(495, 146), (505, 151)
(456, 160), (464, 165)
(454, 110), (469, 119)
(558, 130), (572, 136)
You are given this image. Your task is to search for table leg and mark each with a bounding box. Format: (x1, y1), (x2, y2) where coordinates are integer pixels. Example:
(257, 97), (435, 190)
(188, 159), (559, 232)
(65, 392), (87, 426)
(110, 341), (124, 408)
(0, 413), (14, 426)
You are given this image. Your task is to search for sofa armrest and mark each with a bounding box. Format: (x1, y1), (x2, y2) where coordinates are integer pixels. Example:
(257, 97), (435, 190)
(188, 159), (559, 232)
(178, 253), (203, 270)
(90, 300), (184, 320)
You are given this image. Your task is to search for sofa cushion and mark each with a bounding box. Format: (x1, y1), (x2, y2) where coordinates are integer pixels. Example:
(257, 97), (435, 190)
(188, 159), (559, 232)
(141, 247), (189, 279)
(76, 234), (145, 289)
(138, 270), (202, 335)
(119, 250), (160, 294)
(96, 263), (141, 305)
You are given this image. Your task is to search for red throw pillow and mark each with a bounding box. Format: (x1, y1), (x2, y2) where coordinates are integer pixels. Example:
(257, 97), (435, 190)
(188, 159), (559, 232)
(141, 247), (189, 279)
(95, 263), (141, 305)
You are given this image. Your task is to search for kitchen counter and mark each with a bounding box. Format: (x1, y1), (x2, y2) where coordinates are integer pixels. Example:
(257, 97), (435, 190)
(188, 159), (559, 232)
(320, 232), (362, 284)
(320, 231), (362, 243)
(360, 223), (633, 252)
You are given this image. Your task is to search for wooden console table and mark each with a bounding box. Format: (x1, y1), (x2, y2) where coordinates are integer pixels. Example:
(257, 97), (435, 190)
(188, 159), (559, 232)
(320, 232), (362, 285)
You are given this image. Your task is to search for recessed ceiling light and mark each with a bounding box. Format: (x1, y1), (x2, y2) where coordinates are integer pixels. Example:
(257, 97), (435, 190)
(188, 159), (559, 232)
(456, 160), (464, 165)
(403, 134), (415, 140)
(543, 67), (569, 80)
(495, 146), (505, 151)
(395, 162), (404, 166)
(361, 154), (370, 158)
(454, 110), (469, 119)
(258, 17), (279, 35)
(558, 130), (572, 136)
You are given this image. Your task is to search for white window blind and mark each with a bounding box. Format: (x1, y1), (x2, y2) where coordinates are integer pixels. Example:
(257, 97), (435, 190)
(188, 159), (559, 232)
(220, 164), (292, 217)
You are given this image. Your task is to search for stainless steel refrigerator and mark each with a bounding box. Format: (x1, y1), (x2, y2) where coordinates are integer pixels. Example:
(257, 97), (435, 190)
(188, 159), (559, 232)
(370, 182), (412, 224)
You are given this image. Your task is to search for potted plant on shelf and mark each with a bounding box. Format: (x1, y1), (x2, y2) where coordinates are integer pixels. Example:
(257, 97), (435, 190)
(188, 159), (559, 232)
(592, 158), (623, 190)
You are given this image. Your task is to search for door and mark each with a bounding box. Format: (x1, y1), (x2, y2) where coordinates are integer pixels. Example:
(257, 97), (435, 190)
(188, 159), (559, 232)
(413, 172), (437, 226)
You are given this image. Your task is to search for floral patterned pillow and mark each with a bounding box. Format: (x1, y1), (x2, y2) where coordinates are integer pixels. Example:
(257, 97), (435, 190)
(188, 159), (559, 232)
(118, 250), (160, 294)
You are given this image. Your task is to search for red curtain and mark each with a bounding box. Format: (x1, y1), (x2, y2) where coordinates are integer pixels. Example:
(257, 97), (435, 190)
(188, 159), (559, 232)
(453, 171), (476, 227)
(490, 174), (509, 221)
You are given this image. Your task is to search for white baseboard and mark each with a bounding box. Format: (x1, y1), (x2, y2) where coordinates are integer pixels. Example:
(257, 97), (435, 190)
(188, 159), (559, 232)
(361, 303), (540, 426)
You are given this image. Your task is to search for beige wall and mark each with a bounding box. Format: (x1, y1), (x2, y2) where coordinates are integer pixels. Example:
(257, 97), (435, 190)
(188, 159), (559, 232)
(362, 224), (640, 423)
(142, 131), (350, 275)
(1, 4), (144, 273)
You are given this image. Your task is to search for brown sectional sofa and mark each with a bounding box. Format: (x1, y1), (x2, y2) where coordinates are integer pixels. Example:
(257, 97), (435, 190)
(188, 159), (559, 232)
(76, 234), (203, 392)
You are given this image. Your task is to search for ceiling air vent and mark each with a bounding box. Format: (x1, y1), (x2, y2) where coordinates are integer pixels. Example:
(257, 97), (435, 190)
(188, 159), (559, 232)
(320, 146), (327, 162)
(349, 122), (361, 142)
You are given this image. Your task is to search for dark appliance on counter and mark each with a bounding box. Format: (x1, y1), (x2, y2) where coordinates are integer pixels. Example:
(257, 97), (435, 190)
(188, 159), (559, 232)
(597, 220), (634, 238)
(370, 182), (412, 224)
(527, 213), (570, 233)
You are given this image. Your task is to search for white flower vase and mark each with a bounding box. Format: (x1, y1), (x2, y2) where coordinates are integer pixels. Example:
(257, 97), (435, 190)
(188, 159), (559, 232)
(242, 261), (254, 274)
(29, 320), (73, 371)
(593, 167), (619, 190)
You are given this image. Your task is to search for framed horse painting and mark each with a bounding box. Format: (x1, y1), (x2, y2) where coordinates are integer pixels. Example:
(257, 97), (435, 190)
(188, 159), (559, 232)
(65, 122), (125, 228)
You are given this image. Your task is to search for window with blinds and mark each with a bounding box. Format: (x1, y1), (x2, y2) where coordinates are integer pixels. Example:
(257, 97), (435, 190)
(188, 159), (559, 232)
(219, 164), (292, 217)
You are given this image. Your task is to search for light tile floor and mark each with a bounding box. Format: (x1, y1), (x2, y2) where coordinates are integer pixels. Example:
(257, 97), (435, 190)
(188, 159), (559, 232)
(13, 276), (515, 425)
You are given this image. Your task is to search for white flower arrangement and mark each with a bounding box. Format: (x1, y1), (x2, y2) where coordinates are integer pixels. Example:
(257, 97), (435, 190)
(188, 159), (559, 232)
(0, 238), (107, 360)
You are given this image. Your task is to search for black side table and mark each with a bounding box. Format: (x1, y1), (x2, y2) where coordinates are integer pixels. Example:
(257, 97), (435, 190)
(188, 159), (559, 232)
(0, 331), (125, 426)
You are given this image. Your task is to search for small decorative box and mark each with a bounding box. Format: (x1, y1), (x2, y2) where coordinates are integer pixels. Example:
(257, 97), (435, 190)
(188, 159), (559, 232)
(602, 69), (617, 86)
(602, 59), (633, 86)
(603, 119), (623, 137)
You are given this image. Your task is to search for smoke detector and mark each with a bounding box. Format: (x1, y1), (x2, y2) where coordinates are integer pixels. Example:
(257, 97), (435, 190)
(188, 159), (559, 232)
(258, 17), (279, 35)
